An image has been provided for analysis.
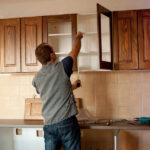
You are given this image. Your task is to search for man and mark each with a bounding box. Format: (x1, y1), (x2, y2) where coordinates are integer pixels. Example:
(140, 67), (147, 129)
(32, 31), (83, 150)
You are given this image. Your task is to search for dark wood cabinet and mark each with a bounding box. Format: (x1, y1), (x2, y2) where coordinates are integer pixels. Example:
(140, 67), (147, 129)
(21, 17), (42, 72)
(113, 10), (150, 70)
(138, 10), (150, 69)
(113, 11), (138, 70)
(0, 17), (42, 73)
(0, 18), (20, 72)
(0, 8), (149, 72)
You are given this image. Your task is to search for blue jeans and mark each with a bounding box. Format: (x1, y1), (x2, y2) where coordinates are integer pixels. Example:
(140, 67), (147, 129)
(43, 116), (81, 150)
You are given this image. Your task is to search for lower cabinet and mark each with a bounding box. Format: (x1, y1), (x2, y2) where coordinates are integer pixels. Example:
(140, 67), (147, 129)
(13, 128), (44, 150)
(0, 127), (65, 150)
(0, 128), (44, 150)
(0, 128), (113, 150)
(0, 128), (14, 150)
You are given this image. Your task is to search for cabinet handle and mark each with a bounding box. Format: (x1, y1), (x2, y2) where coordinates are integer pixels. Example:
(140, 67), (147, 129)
(36, 130), (43, 137)
(16, 128), (22, 135)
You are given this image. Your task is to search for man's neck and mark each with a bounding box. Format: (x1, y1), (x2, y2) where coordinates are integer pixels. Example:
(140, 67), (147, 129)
(47, 59), (55, 65)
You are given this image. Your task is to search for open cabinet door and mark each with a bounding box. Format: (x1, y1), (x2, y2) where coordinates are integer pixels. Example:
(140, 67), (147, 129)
(97, 3), (113, 69)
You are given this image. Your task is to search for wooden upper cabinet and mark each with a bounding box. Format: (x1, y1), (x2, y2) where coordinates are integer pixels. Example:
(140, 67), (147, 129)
(43, 14), (77, 43)
(21, 17), (42, 72)
(43, 14), (77, 70)
(113, 11), (138, 70)
(138, 10), (150, 69)
(0, 18), (20, 72)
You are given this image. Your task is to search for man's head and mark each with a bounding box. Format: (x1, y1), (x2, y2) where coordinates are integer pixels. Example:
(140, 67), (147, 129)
(35, 43), (56, 65)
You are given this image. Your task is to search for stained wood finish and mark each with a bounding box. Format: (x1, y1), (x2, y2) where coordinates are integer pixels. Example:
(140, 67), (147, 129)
(0, 18), (20, 72)
(97, 3), (113, 70)
(21, 17), (42, 72)
(138, 10), (150, 69)
(24, 98), (43, 120)
(113, 11), (138, 70)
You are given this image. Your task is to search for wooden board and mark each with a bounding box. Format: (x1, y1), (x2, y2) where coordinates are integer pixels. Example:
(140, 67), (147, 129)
(24, 98), (81, 120)
(24, 98), (43, 120)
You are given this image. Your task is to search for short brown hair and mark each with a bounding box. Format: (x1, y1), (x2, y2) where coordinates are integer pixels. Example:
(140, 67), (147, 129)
(35, 43), (53, 65)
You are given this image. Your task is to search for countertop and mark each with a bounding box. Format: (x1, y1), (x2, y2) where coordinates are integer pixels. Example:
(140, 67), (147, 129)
(0, 119), (150, 130)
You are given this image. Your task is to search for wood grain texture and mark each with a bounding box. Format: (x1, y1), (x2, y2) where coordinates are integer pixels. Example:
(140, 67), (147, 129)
(24, 98), (43, 120)
(113, 11), (138, 70)
(21, 17), (42, 72)
(0, 18), (20, 72)
(138, 10), (150, 69)
(24, 98), (80, 120)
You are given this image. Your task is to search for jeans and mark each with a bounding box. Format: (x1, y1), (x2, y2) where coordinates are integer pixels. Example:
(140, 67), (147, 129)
(43, 116), (81, 150)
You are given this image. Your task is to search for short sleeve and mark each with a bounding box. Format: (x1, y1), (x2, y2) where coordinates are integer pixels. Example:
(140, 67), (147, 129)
(61, 56), (73, 78)
(32, 79), (40, 94)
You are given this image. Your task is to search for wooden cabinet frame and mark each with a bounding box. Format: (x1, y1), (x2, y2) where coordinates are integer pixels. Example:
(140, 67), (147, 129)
(98, 4), (150, 70)
(0, 17), (42, 73)
(43, 14), (77, 44)
(43, 14), (77, 70)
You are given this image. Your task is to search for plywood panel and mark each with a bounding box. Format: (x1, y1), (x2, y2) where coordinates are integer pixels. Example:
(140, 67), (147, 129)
(24, 98), (43, 120)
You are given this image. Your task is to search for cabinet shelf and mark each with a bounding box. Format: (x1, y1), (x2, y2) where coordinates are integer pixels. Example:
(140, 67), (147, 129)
(80, 51), (98, 55)
(102, 32), (109, 36)
(48, 33), (71, 37)
(56, 52), (68, 55)
(83, 32), (97, 35)
(55, 51), (98, 56)
(102, 52), (110, 54)
(48, 32), (98, 37)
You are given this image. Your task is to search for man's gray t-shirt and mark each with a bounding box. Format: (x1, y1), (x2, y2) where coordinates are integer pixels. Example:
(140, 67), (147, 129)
(32, 56), (78, 125)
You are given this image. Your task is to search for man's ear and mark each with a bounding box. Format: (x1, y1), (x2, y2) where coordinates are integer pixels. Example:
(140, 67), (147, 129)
(50, 53), (53, 59)
(50, 53), (55, 61)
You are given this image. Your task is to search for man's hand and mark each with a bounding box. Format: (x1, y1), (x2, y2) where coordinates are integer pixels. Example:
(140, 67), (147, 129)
(72, 79), (81, 90)
(76, 31), (83, 40)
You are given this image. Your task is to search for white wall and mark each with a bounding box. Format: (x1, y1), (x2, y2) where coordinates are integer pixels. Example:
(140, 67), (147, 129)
(0, 0), (149, 19)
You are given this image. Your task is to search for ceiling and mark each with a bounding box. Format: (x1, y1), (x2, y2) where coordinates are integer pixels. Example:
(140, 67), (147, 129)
(0, 0), (149, 19)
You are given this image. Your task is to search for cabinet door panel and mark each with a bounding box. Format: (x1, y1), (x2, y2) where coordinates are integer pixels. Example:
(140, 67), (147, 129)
(0, 19), (20, 72)
(138, 10), (150, 69)
(118, 18), (132, 61)
(13, 128), (44, 150)
(113, 11), (138, 70)
(21, 17), (42, 72)
(97, 3), (113, 70)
